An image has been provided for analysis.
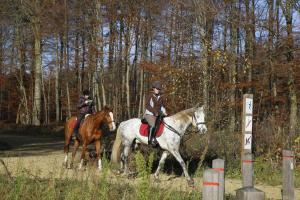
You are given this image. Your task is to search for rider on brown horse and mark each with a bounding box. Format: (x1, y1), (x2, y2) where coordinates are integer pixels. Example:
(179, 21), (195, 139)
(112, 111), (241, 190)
(143, 81), (168, 147)
(72, 89), (96, 140)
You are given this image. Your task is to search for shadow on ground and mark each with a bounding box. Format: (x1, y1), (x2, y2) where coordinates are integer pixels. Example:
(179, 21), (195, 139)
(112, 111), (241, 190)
(0, 134), (64, 157)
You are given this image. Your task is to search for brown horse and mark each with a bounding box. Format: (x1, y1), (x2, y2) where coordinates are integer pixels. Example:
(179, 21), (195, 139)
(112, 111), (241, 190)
(64, 106), (116, 170)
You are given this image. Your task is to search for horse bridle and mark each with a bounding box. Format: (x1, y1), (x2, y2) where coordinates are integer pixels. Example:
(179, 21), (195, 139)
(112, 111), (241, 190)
(193, 113), (206, 126)
(106, 113), (115, 126)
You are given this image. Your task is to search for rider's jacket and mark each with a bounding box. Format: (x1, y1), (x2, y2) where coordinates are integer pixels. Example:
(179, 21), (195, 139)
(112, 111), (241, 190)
(144, 92), (166, 116)
(77, 96), (96, 114)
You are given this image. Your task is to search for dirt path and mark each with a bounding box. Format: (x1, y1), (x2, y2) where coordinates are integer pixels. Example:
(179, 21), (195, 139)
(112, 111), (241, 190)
(0, 133), (299, 199)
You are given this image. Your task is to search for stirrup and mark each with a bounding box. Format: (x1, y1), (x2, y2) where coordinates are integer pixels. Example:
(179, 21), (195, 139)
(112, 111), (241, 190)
(151, 138), (158, 147)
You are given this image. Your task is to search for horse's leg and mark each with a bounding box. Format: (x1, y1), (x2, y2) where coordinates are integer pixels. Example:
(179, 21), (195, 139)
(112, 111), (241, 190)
(79, 142), (87, 170)
(64, 126), (72, 168)
(170, 150), (194, 186)
(154, 151), (169, 179)
(95, 140), (102, 171)
(69, 139), (79, 169)
(121, 145), (130, 174)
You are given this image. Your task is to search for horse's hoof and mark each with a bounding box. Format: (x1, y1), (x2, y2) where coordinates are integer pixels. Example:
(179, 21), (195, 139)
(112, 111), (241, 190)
(153, 175), (160, 183)
(187, 179), (194, 187)
(67, 163), (73, 169)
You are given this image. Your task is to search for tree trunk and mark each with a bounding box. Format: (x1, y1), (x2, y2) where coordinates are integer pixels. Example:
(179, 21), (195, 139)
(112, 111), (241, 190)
(96, 23), (106, 107)
(16, 25), (30, 124)
(139, 14), (148, 117)
(41, 69), (48, 124)
(55, 35), (60, 122)
(282, 0), (297, 137)
(0, 27), (3, 120)
(81, 32), (86, 90)
(268, 0), (277, 102)
(193, 0), (214, 112)
(108, 4), (116, 108)
(75, 32), (81, 94)
(245, 0), (254, 93)
(229, 1), (238, 133)
(32, 20), (41, 126)
(125, 24), (131, 118)
(64, 0), (71, 118)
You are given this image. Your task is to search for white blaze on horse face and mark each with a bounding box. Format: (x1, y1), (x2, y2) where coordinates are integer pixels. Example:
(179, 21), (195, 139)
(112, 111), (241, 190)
(109, 112), (116, 131)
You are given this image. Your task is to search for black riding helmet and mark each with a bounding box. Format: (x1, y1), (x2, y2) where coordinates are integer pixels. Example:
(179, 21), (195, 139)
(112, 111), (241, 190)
(83, 89), (90, 96)
(152, 81), (162, 90)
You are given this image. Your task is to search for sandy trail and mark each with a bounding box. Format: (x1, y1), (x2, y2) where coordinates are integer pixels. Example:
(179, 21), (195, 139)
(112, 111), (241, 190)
(0, 133), (299, 200)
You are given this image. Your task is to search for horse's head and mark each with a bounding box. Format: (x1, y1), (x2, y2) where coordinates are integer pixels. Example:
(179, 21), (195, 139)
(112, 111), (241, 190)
(103, 106), (116, 131)
(192, 105), (207, 134)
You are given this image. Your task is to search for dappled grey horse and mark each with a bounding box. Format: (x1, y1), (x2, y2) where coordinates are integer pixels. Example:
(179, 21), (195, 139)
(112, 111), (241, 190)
(111, 105), (207, 186)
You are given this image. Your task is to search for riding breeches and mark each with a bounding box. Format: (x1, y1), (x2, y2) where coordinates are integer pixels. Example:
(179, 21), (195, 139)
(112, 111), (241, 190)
(144, 114), (156, 127)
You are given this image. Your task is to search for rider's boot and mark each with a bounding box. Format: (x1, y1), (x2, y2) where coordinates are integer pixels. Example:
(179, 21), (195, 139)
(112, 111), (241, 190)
(149, 126), (158, 147)
(148, 127), (152, 145)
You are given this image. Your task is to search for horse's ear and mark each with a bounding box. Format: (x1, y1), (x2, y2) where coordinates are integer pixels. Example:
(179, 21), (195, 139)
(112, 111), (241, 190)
(103, 105), (111, 112)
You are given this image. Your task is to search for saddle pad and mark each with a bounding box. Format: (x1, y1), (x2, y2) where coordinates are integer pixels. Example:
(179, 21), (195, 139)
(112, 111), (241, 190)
(139, 123), (165, 138)
(69, 118), (78, 129)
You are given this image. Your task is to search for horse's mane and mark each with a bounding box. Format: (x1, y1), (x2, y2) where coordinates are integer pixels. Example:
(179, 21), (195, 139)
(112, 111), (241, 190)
(170, 107), (196, 119)
(92, 106), (112, 119)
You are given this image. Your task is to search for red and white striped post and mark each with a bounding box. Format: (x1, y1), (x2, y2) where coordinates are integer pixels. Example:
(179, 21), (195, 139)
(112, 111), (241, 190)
(202, 169), (219, 200)
(212, 159), (225, 200)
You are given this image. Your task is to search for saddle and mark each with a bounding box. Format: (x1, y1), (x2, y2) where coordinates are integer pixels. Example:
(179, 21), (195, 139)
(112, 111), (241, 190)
(69, 114), (90, 129)
(139, 115), (165, 138)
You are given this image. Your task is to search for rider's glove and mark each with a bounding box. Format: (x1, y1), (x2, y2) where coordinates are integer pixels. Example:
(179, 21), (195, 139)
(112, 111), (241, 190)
(85, 100), (92, 105)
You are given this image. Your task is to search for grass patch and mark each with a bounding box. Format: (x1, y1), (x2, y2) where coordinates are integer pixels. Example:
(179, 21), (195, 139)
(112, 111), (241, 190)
(0, 153), (224, 200)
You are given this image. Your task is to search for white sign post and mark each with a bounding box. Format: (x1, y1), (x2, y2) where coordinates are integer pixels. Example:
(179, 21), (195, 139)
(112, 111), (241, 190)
(238, 94), (265, 200)
(242, 94), (253, 153)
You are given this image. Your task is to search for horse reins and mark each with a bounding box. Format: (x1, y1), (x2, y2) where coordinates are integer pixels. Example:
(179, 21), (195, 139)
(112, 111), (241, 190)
(162, 113), (206, 137)
(162, 121), (182, 137)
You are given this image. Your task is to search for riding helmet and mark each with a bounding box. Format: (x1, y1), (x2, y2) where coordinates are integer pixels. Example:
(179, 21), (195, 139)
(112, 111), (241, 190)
(152, 81), (162, 90)
(83, 89), (90, 96)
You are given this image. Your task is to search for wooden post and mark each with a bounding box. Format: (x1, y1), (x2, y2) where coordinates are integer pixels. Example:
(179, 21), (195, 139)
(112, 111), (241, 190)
(202, 169), (219, 200)
(236, 187), (265, 200)
(282, 150), (295, 200)
(242, 153), (253, 187)
(213, 158), (225, 200)
(237, 94), (265, 199)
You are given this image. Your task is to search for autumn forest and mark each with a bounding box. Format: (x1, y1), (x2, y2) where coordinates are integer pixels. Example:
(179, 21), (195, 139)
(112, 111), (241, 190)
(0, 0), (300, 159)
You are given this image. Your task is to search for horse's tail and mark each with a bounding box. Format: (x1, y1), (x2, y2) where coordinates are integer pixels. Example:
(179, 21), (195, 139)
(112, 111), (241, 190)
(111, 125), (122, 164)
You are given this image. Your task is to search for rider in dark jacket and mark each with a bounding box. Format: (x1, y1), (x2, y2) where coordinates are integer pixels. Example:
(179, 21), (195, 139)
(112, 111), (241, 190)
(72, 89), (96, 140)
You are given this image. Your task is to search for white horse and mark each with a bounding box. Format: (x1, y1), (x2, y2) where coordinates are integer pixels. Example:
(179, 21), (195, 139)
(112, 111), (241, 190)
(111, 105), (207, 185)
